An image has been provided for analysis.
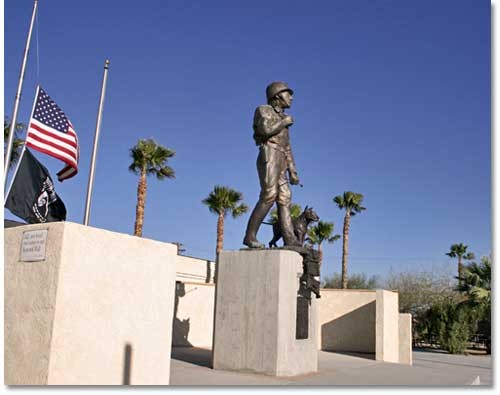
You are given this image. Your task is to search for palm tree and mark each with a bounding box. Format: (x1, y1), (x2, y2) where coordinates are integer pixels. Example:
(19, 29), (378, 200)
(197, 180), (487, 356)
(446, 243), (475, 286)
(306, 220), (340, 268)
(4, 118), (25, 171)
(458, 255), (491, 354)
(457, 255), (490, 301)
(129, 139), (175, 237)
(202, 185), (248, 259)
(333, 191), (366, 289)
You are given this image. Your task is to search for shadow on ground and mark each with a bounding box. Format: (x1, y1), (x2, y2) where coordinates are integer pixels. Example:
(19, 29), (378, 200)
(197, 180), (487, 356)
(171, 346), (211, 368)
(322, 350), (376, 360)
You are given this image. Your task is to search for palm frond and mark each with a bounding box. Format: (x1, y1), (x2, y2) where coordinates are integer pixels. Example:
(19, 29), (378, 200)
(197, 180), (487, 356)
(154, 166), (176, 180)
(202, 185), (248, 218)
(333, 195), (345, 209)
(328, 234), (341, 243)
(129, 138), (176, 179)
(334, 191), (366, 214)
(307, 220), (339, 246)
(232, 203), (249, 219)
(457, 255), (491, 304)
(267, 203), (302, 224)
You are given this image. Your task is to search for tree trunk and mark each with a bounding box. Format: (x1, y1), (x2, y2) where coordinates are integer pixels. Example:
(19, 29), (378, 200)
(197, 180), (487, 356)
(214, 213), (224, 286)
(341, 211), (350, 289)
(216, 212), (225, 259)
(458, 255), (463, 287)
(134, 168), (147, 237)
(318, 243), (323, 267)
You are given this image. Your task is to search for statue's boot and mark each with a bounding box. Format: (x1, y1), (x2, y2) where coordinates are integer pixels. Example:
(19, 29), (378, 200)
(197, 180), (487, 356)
(243, 201), (272, 248)
(278, 204), (301, 246)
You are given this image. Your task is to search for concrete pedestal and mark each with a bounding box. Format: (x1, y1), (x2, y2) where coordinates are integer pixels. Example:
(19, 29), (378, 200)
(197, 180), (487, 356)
(4, 222), (177, 385)
(212, 249), (318, 376)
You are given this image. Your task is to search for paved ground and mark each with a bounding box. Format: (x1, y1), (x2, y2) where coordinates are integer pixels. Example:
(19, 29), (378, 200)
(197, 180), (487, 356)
(170, 347), (492, 386)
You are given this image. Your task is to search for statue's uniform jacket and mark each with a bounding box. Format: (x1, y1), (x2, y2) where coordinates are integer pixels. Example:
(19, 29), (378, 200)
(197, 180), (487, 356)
(253, 104), (297, 206)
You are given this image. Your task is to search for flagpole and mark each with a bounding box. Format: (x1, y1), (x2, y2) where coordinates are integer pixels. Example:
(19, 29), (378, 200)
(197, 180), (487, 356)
(4, 85), (40, 205)
(83, 59), (110, 226)
(4, 0), (39, 190)
(4, 146), (27, 206)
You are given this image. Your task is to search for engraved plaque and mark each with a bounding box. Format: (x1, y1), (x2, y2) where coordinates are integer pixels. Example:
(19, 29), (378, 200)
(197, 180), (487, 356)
(296, 296), (309, 339)
(20, 229), (48, 262)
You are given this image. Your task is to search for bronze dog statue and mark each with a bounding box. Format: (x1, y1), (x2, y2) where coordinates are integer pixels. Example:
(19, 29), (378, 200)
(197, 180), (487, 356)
(269, 206), (319, 248)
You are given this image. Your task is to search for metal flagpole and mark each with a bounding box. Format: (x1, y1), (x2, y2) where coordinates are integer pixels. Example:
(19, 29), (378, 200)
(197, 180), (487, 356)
(4, 85), (40, 206)
(4, 0), (39, 190)
(3, 146), (27, 207)
(83, 59), (110, 226)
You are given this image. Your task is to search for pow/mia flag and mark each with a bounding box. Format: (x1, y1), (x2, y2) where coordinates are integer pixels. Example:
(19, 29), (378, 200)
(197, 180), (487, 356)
(5, 148), (66, 224)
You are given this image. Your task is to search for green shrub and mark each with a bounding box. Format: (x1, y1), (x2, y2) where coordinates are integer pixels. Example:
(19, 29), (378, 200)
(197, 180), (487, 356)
(322, 272), (379, 289)
(419, 298), (477, 354)
(440, 304), (471, 354)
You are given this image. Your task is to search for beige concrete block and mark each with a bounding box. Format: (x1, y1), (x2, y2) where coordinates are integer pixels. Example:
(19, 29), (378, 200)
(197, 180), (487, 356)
(5, 222), (177, 385)
(172, 282), (214, 348)
(399, 313), (413, 365)
(4, 222), (65, 385)
(319, 290), (377, 352)
(376, 290), (399, 363)
(176, 255), (215, 284)
(213, 249), (318, 376)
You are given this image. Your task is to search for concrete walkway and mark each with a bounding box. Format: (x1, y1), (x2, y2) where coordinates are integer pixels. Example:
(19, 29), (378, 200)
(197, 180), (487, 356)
(170, 347), (492, 386)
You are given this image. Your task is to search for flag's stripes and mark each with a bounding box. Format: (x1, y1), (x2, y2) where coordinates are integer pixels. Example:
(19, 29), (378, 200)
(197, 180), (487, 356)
(25, 141), (77, 169)
(26, 120), (78, 180)
(26, 128), (78, 161)
(29, 120), (78, 148)
(56, 164), (77, 181)
(25, 87), (79, 182)
(56, 124), (79, 182)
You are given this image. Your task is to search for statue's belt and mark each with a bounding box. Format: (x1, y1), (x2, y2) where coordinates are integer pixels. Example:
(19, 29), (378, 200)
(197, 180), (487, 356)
(261, 142), (288, 155)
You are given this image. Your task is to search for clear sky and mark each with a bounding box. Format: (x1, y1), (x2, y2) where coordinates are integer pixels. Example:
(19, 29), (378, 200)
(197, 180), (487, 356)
(3, 0), (491, 280)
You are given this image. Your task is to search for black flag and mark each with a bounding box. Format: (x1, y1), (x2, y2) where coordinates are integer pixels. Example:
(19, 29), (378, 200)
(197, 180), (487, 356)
(5, 148), (67, 223)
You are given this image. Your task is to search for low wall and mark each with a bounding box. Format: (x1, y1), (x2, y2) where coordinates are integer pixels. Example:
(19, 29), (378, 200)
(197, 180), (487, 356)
(319, 289), (403, 363)
(170, 253), (216, 348)
(172, 285), (410, 365)
(176, 255), (215, 284)
(5, 222), (177, 385)
(172, 282), (215, 348)
(376, 290), (399, 363)
(319, 290), (377, 353)
(399, 313), (413, 365)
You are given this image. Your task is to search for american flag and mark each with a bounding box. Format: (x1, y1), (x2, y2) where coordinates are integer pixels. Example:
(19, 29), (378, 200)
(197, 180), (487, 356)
(25, 86), (79, 181)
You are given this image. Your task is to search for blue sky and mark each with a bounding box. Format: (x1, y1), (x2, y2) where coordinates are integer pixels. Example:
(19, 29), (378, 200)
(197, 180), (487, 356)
(3, 0), (491, 280)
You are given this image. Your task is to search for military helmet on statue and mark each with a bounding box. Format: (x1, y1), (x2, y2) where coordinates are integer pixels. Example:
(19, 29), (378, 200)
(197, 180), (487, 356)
(266, 81), (293, 102)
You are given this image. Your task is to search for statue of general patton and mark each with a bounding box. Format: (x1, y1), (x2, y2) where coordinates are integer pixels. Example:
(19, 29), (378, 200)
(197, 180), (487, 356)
(243, 81), (301, 249)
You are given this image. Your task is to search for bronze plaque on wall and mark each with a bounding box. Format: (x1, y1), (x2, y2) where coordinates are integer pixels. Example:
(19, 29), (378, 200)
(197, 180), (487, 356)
(296, 296), (309, 339)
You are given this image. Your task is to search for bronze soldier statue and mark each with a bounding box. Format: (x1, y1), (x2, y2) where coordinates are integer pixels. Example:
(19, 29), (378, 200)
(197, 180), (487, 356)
(243, 81), (301, 248)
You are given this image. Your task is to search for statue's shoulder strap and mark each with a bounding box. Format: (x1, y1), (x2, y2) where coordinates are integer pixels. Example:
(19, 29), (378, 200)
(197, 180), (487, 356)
(254, 104), (273, 117)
